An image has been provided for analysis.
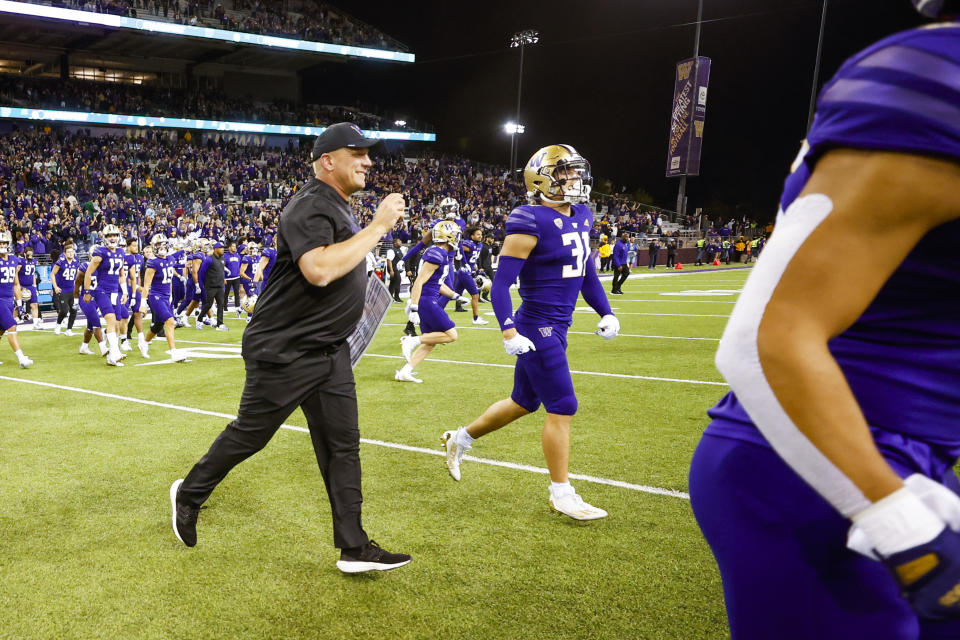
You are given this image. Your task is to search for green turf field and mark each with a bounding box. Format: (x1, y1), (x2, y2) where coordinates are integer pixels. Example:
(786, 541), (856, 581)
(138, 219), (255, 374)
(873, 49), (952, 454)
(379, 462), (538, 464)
(0, 265), (750, 639)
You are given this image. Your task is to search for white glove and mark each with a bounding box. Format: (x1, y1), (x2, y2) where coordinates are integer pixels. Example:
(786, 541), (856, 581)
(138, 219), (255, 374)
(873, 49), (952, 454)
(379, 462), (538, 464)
(503, 333), (536, 356)
(194, 283), (201, 294)
(406, 303), (420, 326)
(596, 314), (620, 340)
(847, 473), (960, 559)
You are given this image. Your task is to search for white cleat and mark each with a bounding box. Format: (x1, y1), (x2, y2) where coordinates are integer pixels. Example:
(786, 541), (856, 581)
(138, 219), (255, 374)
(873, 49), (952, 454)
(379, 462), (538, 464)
(400, 336), (418, 363)
(106, 353), (125, 367)
(549, 492), (608, 521)
(64, 329), (74, 337)
(441, 429), (470, 481)
(120, 340), (133, 352)
(138, 341), (150, 359)
(168, 349), (188, 363)
(54, 325), (62, 335)
(216, 324), (229, 331)
(18, 357), (33, 369)
(79, 343), (94, 355)
(195, 319), (203, 330)
(98, 342), (109, 356)
(394, 369), (422, 383)
(472, 316), (489, 325)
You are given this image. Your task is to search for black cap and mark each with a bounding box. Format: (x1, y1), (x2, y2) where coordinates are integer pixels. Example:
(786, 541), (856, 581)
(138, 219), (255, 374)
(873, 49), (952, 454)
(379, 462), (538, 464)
(310, 122), (380, 162)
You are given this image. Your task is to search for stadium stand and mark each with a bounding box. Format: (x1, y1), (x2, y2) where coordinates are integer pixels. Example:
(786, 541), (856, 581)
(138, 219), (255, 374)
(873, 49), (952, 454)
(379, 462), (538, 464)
(21, 0), (409, 51)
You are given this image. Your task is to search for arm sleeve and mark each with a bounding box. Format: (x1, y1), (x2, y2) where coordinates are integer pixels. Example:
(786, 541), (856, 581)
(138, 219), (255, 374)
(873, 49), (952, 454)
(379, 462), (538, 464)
(404, 241), (425, 267)
(282, 205), (336, 263)
(581, 257), (613, 317)
(492, 255), (525, 330)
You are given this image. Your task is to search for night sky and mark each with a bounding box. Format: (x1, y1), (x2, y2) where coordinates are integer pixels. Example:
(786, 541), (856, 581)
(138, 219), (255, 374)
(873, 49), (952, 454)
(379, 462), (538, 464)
(303, 1), (925, 221)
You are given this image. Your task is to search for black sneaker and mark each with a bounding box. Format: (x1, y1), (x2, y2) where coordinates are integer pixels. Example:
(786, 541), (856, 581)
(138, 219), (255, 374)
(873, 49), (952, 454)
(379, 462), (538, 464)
(170, 479), (198, 547)
(403, 321), (418, 337)
(454, 302), (467, 313)
(336, 540), (411, 574)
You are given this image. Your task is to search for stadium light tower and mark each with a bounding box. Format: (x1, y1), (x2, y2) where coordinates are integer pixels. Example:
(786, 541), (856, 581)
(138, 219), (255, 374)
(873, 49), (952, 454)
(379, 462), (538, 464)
(508, 29), (539, 175)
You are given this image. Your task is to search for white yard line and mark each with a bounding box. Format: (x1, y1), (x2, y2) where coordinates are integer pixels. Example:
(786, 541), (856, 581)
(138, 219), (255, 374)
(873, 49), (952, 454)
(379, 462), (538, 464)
(380, 323), (720, 341)
(361, 353), (727, 386)
(0, 375), (690, 500)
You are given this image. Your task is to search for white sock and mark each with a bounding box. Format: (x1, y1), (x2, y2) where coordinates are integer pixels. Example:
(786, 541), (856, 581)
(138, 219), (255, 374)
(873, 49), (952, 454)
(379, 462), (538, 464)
(455, 426), (475, 449)
(550, 481), (574, 500)
(408, 336), (421, 347)
(107, 331), (119, 353)
(400, 363), (414, 376)
(14, 348), (24, 359)
(138, 333), (147, 344)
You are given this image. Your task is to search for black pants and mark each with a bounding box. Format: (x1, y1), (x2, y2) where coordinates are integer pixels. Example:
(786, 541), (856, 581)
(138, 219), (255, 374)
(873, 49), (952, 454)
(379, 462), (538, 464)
(178, 344), (368, 549)
(666, 253), (677, 269)
(200, 286), (225, 327)
(611, 266), (630, 292)
(54, 290), (78, 329)
(225, 279), (242, 309)
(600, 256), (612, 272)
(388, 271), (402, 301)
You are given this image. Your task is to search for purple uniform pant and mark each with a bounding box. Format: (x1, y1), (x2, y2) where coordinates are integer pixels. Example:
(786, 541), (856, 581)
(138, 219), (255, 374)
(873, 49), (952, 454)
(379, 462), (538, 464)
(79, 295), (101, 329)
(148, 294), (174, 333)
(418, 296), (455, 334)
(454, 268), (478, 296)
(689, 430), (960, 640)
(510, 322), (577, 415)
(0, 297), (15, 331)
(92, 288), (118, 318)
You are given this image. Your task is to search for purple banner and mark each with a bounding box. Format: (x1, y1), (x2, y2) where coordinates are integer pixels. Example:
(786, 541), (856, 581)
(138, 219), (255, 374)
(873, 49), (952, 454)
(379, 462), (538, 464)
(666, 56), (711, 177)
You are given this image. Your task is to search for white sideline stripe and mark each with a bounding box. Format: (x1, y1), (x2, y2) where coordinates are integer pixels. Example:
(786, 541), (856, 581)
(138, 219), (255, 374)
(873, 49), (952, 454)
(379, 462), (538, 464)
(380, 323), (720, 341)
(363, 353), (727, 386)
(578, 311), (730, 317)
(602, 299), (737, 304)
(0, 375), (690, 501)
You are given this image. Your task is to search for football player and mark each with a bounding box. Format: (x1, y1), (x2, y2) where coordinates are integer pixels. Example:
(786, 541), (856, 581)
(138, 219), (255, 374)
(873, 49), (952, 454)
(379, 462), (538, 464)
(441, 145), (619, 520)
(139, 235), (187, 362)
(50, 242), (80, 336)
(396, 220), (467, 383)
(0, 231), (33, 367)
(687, 6), (960, 636)
(170, 238), (188, 323)
(83, 224), (128, 366)
(455, 226), (489, 325)
(17, 247), (41, 329)
(223, 241), (243, 315)
(76, 257), (107, 356)
(254, 236), (277, 290)
(239, 242), (259, 321)
(121, 238), (147, 353)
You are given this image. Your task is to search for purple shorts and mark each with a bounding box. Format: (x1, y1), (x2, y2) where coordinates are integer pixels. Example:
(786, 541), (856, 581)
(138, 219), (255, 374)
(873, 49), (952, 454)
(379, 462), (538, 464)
(690, 430), (960, 639)
(148, 294), (174, 325)
(418, 296), (455, 334)
(116, 292), (131, 319)
(510, 322), (577, 415)
(79, 295), (101, 330)
(0, 297), (15, 331)
(92, 288), (119, 318)
(454, 269), (478, 296)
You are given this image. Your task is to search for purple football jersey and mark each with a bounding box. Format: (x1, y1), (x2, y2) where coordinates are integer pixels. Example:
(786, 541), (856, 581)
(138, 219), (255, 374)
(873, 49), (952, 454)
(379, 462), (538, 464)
(0, 255), (17, 298)
(709, 23), (960, 444)
(78, 261), (98, 294)
(54, 256), (80, 292)
(91, 245), (126, 293)
(147, 257), (176, 297)
(261, 247), (277, 282)
(419, 245), (454, 300)
(16, 257), (36, 287)
(505, 203), (594, 326)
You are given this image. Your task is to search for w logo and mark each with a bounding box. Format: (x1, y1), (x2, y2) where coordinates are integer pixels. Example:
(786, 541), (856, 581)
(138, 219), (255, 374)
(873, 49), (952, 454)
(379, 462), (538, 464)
(538, 327), (553, 338)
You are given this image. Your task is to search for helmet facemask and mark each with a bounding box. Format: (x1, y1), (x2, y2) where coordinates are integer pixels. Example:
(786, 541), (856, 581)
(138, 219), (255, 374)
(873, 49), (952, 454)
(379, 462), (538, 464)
(539, 158), (593, 205)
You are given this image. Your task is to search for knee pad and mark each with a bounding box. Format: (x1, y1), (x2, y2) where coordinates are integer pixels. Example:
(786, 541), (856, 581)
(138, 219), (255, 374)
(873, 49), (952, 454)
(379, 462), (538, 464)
(151, 321), (164, 335)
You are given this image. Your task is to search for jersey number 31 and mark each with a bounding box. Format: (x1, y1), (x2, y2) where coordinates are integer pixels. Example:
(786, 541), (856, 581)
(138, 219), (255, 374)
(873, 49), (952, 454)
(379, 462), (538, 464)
(561, 232), (592, 278)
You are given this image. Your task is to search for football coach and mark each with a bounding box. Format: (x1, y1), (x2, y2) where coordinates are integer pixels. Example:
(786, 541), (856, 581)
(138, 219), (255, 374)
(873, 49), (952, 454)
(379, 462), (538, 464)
(170, 123), (411, 574)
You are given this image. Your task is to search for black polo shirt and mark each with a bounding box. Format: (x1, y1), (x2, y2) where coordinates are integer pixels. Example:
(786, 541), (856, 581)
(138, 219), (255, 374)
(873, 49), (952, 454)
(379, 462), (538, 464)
(242, 178), (366, 364)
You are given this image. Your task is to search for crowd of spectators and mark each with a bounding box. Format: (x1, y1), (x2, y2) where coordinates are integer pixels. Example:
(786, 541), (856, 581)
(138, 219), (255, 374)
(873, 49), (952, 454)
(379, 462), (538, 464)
(0, 127), (703, 263)
(0, 74), (432, 132)
(35, 0), (408, 51)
